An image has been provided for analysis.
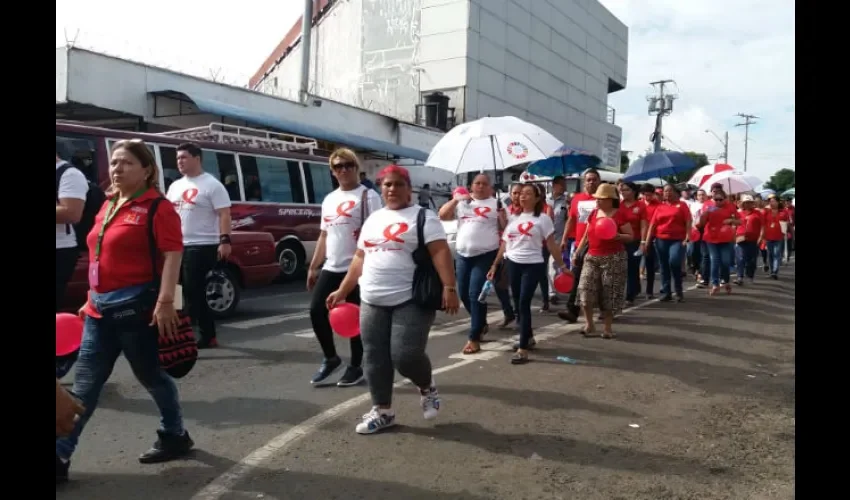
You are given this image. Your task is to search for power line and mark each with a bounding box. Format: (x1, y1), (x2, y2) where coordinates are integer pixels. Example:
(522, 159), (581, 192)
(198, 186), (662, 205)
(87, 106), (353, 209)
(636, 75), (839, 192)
(647, 79), (677, 153)
(735, 113), (759, 172)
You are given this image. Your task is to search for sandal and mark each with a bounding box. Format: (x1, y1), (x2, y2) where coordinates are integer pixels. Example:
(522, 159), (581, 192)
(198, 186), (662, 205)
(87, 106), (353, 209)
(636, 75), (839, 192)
(602, 332), (617, 339)
(580, 328), (599, 338)
(462, 341), (481, 355)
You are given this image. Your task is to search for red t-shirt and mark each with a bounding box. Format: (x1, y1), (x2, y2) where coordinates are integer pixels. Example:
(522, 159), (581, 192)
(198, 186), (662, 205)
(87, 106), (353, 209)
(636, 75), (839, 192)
(568, 192), (597, 243)
(641, 198), (661, 236)
(620, 200), (646, 242)
(86, 188), (184, 293)
(762, 209), (789, 241)
(701, 201), (738, 244)
(587, 208), (629, 256)
(736, 209), (763, 242)
(650, 201), (690, 241)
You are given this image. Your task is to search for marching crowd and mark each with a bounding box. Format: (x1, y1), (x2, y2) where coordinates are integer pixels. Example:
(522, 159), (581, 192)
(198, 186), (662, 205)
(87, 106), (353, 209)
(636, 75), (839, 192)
(56, 142), (795, 483)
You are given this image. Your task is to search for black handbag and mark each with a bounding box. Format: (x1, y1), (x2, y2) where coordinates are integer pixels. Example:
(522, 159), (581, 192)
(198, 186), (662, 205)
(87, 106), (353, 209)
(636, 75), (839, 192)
(411, 208), (444, 311)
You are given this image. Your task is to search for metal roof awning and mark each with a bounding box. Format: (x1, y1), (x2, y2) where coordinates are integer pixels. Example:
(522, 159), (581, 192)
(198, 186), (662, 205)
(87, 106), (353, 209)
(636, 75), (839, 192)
(149, 90), (429, 161)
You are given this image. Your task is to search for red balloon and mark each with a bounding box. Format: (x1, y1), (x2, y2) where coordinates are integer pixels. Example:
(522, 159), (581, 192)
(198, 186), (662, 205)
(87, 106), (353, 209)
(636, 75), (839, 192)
(553, 271), (575, 294)
(453, 187), (469, 197)
(329, 303), (361, 338)
(595, 217), (618, 240)
(56, 313), (84, 356)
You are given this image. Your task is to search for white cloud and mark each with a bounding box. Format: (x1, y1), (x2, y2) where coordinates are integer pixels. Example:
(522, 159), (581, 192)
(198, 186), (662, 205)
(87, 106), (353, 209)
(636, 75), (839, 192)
(599, 0), (795, 182)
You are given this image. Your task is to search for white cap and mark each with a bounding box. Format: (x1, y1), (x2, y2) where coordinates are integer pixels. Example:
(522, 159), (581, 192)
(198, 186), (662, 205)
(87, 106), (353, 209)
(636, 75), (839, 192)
(739, 194), (754, 203)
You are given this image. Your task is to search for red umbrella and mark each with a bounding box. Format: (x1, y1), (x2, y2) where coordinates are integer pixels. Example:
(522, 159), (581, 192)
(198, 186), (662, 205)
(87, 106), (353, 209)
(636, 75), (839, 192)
(687, 163), (735, 188)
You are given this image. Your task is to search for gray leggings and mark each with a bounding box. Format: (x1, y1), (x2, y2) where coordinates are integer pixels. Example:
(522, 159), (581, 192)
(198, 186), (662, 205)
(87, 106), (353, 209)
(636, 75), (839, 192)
(361, 301), (436, 407)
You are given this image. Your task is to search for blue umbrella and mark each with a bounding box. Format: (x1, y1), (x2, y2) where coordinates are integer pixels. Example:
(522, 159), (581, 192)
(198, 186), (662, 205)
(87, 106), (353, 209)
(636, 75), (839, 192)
(759, 188), (776, 198)
(526, 145), (601, 177)
(623, 151), (697, 182)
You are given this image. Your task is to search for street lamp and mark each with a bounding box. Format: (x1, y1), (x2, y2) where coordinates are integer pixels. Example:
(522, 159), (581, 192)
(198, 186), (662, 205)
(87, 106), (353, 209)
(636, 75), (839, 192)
(705, 129), (729, 164)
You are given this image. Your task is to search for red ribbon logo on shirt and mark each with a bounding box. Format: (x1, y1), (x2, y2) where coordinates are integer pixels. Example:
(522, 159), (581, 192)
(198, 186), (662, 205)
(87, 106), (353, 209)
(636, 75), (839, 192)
(473, 207), (491, 218)
(363, 222), (409, 248)
(323, 200), (356, 223)
(182, 188), (199, 205)
(517, 221), (534, 237)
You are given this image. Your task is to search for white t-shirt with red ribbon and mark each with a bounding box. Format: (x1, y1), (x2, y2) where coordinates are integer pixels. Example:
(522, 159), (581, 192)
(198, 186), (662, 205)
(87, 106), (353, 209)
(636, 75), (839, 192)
(502, 212), (555, 265)
(357, 206), (446, 307)
(167, 172), (232, 246)
(320, 185), (383, 273)
(455, 197), (500, 257)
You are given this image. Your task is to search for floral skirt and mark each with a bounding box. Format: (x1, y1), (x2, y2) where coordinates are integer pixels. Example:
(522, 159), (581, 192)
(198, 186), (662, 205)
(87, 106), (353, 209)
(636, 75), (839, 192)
(578, 251), (627, 313)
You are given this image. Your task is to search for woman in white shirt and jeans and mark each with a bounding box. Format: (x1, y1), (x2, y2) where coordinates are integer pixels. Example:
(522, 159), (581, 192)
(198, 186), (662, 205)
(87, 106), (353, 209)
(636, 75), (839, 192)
(327, 165), (459, 435)
(488, 184), (568, 364)
(438, 173), (505, 355)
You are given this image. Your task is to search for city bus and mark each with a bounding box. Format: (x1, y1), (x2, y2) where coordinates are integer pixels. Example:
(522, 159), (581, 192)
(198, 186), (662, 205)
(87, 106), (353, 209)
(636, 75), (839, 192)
(56, 121), (336, 281)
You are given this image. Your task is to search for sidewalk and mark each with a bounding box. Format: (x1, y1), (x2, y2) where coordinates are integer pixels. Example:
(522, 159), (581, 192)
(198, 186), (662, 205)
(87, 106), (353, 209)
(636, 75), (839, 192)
(220, 266), (795, 500)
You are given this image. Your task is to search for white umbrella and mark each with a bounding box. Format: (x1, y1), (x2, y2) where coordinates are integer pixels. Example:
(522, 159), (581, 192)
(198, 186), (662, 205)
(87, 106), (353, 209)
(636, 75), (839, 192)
(425, 116), (564, 175)
(699, 170), (762, 194)
(687, 163), (734, 187)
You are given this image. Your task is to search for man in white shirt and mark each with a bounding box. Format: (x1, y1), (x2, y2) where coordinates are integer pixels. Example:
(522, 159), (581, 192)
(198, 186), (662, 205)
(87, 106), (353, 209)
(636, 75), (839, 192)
(56, 153), (89, 311)
(166, 143), (233, 349)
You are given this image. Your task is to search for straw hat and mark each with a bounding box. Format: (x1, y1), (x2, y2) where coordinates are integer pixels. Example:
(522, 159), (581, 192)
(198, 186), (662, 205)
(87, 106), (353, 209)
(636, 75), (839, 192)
(593, 183), (619, 200)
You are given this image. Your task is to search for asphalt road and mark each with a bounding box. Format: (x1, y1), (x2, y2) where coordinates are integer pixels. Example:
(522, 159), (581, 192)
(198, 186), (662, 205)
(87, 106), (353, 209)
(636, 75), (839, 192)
(58, 279), (549, 499)
(58, 263), (795, 500)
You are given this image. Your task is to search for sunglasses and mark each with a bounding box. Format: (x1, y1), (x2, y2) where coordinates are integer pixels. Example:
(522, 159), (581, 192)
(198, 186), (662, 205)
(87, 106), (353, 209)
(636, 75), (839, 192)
(331, 162), (357, 172)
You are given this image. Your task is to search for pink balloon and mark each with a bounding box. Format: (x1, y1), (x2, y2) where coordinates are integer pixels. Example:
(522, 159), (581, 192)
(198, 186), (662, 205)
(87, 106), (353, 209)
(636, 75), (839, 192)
(56, 313), (84, 356)
(595, 217), (618, 240)
(452, 187), (469, 198)
(553, 271), (575, 294)
(329, 303), (361, 338)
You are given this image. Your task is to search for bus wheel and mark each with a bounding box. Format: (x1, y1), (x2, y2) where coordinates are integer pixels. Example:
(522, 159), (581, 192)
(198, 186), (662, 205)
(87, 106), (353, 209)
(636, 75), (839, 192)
(277, 240), (305, 280)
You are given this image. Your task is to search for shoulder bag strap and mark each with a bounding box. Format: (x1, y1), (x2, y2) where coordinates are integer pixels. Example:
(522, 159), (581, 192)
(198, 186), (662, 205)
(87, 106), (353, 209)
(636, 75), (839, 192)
(56, 162), (73, 234)
(147, 197), (165, 287)
(359, 187), (369, 230)
(417, 207), (426, 251)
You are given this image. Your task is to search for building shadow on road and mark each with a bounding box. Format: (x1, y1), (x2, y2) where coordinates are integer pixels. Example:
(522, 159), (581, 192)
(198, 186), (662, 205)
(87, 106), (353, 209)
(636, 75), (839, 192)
(438, 384), (638, 417)
(97, 392), (324, 430)
(394, 422), (731, 478)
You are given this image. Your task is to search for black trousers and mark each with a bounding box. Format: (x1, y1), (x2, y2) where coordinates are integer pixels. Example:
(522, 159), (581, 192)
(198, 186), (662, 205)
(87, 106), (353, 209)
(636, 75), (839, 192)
(181, 245), (219, 340)
(56, 247), (79, 312)
(309, 270), (364, 367)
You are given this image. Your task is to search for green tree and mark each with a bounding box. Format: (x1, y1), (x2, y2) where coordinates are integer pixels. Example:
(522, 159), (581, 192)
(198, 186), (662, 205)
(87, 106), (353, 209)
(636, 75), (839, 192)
(664, 151), (709, 185)
(763, 168), (795, 192)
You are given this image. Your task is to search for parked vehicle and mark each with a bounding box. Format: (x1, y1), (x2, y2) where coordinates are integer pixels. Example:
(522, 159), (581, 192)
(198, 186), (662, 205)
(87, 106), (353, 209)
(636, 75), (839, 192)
(56, 121), (337, 282)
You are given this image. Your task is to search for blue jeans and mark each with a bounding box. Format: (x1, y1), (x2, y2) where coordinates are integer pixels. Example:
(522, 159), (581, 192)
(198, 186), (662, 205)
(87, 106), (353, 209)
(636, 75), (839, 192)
(656, 238), (685, 296)
(766, 240), (783, 275)
(624, 241), (641, 301)
(736, 241), (759, 279)
(506, 258), (545, 349)
(56, 315), (185, 460)
(456, 250), (497, 341)
(699, 241), (710, 284)
(706, 242), (734, 286)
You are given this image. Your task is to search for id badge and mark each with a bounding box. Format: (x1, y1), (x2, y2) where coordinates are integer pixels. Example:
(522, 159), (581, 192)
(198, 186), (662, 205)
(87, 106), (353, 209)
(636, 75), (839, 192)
(88, 261), (100, 288)
(770, 223), (776, 228)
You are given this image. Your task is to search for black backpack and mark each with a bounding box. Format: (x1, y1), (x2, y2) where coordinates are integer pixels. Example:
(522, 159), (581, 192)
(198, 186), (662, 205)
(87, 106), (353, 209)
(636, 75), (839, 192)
(56, 162), (106, 251)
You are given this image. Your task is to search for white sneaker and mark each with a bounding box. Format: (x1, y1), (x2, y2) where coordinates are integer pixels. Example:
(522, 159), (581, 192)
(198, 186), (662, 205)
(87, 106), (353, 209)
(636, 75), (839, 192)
(420, 386), (441, 420)
(355, 407), (396, 435)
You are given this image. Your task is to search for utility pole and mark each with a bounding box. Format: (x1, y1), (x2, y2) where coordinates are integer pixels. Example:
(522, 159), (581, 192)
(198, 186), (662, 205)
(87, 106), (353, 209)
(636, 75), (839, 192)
(735, 113), (758, 172)
(705, 129), (729, 163)
(647, 79), (677, 153)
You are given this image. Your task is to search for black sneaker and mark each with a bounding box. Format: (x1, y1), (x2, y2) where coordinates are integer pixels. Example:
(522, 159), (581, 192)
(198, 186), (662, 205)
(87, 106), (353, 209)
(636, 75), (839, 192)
(139, 430), (194, 464)
(659, 294), (673, 302)
(56, 453), (69, 484)
(337, 366), (365, 387)
(310, 356), (342, 385)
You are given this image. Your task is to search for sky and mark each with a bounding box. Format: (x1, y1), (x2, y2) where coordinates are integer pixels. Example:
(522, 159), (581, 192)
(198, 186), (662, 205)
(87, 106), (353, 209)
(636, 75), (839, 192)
(57, 0), (794, 183)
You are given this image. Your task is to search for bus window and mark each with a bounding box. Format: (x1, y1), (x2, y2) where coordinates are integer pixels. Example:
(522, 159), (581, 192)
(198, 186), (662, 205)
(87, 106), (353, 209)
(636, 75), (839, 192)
(159, 146), (241, 200)
(303, 161), (336, 203)
(57, 134), (99, 183)
(159, 145), (180, 192)
(239, 155), (305, 204)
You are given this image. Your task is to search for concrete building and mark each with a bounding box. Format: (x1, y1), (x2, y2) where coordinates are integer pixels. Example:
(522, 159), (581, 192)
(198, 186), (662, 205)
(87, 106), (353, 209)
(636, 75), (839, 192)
(251, 0), (628, 169)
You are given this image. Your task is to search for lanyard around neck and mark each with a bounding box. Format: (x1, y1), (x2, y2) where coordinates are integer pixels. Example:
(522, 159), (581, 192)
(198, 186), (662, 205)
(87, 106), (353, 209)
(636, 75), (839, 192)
(94, 189), (147, 260)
